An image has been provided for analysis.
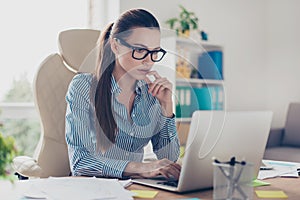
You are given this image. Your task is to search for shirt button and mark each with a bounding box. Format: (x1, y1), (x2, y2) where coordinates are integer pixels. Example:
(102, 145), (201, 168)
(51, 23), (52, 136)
(132, 114), (135, 117)
(130, 132), (134, 136)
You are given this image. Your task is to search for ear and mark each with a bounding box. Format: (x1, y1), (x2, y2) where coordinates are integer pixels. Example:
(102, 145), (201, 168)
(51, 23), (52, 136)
(110, 38), (118, 54)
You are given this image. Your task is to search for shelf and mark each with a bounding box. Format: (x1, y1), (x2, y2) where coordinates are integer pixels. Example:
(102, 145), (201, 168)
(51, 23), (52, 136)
(176, 78), (224, 87)
(176, 118), (192, 123)
(176, 37), (222, 50)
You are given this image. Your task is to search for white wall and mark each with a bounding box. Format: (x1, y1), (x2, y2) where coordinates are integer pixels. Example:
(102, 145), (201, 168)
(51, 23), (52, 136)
(119, 1), (269, 108)
(266, 0), (300, 128)
(98, 0), (300, 128)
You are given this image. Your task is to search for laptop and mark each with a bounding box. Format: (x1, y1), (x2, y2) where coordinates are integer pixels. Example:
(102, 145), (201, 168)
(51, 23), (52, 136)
(132, 110), (273, 193)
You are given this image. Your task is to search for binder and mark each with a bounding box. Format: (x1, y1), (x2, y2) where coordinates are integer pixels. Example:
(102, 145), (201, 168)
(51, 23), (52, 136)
(176, 85), (224, 118)
(198, 51), (223, 80)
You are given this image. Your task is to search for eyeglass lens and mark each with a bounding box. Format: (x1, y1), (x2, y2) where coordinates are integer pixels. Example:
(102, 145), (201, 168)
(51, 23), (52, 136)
(133, 49), (166, 62)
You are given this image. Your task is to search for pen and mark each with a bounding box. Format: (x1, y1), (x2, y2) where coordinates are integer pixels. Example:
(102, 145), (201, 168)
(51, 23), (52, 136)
(227, 157), (235, 199)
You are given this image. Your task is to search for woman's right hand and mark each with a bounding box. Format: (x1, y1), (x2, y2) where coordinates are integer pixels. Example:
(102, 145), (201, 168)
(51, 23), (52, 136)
(124, 158), (181, 180)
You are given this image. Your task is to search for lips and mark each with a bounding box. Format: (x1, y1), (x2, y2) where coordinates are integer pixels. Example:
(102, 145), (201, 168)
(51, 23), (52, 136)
(137, 69), (150, 74)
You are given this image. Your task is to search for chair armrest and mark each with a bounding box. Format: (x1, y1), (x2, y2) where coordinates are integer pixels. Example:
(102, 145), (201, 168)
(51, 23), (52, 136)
(265, 128), (284, 148)
(12, 156), (42, 178)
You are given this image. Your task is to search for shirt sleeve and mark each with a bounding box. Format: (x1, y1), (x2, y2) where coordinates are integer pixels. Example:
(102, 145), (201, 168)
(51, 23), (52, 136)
(151, 114), (180, 162)
(65, 74), (129, 178)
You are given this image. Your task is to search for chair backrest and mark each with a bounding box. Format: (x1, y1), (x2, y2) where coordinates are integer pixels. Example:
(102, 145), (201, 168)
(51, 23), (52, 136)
(34, 29), (100, 178)
(58, 29), (100, 73)
(281, 102), (300, 147)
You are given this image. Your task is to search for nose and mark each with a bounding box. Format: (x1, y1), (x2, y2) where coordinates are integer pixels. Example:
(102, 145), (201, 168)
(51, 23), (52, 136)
(143, 53), (154, 65)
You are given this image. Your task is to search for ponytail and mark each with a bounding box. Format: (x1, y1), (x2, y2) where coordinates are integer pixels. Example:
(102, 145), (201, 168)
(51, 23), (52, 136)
(95, 22), (117, 145)
(94, 9), (160, 147)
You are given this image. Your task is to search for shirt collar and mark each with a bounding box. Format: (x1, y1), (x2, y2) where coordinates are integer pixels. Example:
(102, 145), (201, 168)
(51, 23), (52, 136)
(111, 75), (147, 95)
(111, 75), (121, 95)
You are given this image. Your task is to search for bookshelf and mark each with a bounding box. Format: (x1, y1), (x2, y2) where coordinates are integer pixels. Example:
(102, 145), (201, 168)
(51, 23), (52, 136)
(158, 36), (225, 122)
(155, 36), (225, 145)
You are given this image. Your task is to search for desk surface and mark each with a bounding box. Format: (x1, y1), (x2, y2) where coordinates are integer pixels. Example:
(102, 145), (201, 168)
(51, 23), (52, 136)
(129, 177), (300, 199)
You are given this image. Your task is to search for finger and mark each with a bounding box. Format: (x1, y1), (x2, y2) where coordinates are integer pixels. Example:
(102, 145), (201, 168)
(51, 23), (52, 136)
(158, 168), (171, 179)
(144, 76), (152, 85)
(159, 165), (180, 180)
(153, 80), (172, 96)
(151, 83), (163, 96)
(155, 81), (172, 95)
(166, 165), (181, 180)
(150, 78), (168, 95)
(170, 163), (182, 171)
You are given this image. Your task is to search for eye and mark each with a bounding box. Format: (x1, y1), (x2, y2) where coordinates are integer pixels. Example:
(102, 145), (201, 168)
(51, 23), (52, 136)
(134, 48), (148, 54)
(152, 51), (159, 56)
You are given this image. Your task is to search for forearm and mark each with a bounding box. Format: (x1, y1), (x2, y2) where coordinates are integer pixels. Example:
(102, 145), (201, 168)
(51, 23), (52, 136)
(123, 162), (145, 177)
(160, 101), (174, 118)
(69, 148), (129, 178)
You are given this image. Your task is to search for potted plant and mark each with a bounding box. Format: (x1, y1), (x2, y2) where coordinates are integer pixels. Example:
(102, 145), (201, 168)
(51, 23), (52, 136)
(165, 5), (199, 37)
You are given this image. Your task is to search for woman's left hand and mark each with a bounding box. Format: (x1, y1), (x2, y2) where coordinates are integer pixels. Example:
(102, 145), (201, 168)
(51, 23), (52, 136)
(145, 71), (174, 117)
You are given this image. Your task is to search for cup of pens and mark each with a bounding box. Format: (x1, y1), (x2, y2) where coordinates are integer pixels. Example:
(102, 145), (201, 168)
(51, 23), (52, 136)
(212, 157), (254, 200)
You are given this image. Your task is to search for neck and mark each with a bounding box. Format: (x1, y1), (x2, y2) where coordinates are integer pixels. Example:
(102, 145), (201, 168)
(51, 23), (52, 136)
(113, 65), (136, 93)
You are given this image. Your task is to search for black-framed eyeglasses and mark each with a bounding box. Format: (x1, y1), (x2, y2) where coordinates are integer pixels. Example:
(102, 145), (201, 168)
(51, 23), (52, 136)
(115, 38), (167, 62)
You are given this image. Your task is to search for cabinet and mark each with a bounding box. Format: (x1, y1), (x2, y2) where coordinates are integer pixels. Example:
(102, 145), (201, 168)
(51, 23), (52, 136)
(155, 36), (225, 144)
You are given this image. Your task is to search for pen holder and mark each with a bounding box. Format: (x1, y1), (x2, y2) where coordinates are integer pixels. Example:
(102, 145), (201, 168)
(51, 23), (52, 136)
(212, 158), (254, 200)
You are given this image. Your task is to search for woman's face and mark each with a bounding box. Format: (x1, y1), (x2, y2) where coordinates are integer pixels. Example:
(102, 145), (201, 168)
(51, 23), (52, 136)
(112, 27), (161, 80)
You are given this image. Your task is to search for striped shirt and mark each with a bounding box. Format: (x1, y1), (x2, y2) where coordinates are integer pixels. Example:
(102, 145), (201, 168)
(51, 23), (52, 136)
(65, 73), (180, 178)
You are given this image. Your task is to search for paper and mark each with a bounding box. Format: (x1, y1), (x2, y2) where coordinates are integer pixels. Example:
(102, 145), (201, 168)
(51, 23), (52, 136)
(252, 179), (270, 187)
(258, 160), (299, 179)
(255, 190), (288, 198)
(131, 190), (158, 198)
(23, 177), (133, 200)
(119, 179), (132, 188)
(146, 74), (156, 83)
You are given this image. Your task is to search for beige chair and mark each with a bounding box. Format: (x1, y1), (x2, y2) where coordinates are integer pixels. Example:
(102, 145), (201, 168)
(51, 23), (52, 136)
(12, 29), (100, 178)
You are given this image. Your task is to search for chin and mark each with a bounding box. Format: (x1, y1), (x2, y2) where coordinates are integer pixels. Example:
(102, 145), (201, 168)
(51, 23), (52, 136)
(132, 70), (147, 80)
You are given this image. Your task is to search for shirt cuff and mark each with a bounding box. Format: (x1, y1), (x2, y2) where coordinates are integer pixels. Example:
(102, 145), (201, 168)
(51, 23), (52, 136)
(102, 159), (130, 178)
(159, 114), (177, 138)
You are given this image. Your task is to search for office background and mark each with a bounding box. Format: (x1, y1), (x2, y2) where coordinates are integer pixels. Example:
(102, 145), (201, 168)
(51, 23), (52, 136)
(90, 0), (300, 129)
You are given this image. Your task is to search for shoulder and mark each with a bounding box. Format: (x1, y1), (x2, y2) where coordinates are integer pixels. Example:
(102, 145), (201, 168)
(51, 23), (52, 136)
(67, 73), (96, 100)
(69, 73), (95, 89)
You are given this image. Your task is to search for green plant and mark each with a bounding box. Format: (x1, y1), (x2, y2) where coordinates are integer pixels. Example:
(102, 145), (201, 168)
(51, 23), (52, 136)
(165, 5), (199, 35)
(0, 124), (17, 178)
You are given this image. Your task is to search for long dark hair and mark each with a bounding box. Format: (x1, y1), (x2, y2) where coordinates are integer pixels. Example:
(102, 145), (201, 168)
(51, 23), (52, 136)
(95, 9), (160, 145)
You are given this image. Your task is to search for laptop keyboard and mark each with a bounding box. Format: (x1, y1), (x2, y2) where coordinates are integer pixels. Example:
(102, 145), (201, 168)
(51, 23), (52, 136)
(157, 180), (178, 187)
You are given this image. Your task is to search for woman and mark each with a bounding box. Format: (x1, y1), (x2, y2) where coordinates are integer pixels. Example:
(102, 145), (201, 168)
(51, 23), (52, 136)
(65, 8), (180, 179)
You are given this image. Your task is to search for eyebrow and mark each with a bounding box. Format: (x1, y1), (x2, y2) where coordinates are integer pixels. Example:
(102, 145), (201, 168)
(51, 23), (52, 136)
(132, 43), (161, 50)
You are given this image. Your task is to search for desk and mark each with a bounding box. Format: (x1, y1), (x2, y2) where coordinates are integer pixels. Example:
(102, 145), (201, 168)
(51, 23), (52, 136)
(129, 177), (300, 199)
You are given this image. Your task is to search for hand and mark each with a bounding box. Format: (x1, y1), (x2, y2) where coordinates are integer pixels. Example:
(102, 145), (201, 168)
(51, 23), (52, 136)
(145, 71), (174, 117)
(139, 158), (181, 180)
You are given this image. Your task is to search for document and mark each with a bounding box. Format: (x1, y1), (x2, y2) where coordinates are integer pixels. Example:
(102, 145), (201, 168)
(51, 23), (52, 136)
(21, 177), (133, 200)
(258, 160), (299, 180)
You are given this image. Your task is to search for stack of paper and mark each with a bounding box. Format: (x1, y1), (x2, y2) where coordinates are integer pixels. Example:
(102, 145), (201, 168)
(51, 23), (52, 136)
(258, 160), (300, 180)
(3, 177), (134, 200)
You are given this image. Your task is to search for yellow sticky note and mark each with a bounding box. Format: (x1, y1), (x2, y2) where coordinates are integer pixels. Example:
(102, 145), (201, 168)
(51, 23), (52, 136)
(255, 190), (288, 198)
(131, 190), (158, 198)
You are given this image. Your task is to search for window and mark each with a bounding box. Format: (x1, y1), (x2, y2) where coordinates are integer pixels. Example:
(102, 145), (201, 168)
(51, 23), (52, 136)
(0, 1), (88, 156)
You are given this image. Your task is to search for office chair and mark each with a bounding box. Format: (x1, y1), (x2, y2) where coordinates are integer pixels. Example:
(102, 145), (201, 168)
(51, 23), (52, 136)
(12, 29), (100, 178)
